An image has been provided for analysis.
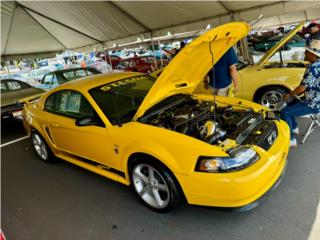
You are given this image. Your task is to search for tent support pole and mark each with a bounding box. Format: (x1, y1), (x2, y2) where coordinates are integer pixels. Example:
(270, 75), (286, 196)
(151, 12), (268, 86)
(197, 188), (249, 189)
(101, 43), (113, 72)
(239, 38), (253, 65)
(151, 33), (157, 70)
(158, 40), (163, 67)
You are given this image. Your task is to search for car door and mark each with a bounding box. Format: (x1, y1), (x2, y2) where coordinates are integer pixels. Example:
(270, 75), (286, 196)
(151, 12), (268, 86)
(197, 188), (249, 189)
(43, 90), (116, 169)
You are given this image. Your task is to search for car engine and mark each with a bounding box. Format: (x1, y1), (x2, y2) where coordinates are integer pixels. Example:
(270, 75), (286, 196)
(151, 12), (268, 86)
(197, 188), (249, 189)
(139, 94), (278, 150)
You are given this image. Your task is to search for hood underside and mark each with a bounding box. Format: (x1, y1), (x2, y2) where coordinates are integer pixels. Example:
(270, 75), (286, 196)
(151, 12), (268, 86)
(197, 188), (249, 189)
(134, 22), (250, 120)
(256, 21), (305, 69)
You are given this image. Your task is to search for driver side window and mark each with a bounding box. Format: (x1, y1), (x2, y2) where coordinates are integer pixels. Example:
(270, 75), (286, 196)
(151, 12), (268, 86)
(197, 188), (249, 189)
(44, 90), (96, 120)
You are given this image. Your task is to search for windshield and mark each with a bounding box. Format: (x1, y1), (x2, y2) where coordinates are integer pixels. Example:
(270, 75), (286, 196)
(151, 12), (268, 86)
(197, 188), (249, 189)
(89, 75), (155, 124)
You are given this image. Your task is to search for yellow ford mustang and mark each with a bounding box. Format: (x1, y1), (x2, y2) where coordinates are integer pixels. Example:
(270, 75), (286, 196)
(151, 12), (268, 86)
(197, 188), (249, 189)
(23, 22), (290, 212)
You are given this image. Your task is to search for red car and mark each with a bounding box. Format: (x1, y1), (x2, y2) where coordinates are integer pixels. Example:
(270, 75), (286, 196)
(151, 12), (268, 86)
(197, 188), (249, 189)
(95, 51), (122, 69)
(115, 56), (168, 73)
(107, 55), (122, 69)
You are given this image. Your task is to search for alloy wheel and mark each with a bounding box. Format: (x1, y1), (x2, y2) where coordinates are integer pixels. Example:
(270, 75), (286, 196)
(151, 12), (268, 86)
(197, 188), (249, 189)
(32, 133), (48, 161)
(261, 90), (284, 110)
(132, 163), (170, 209)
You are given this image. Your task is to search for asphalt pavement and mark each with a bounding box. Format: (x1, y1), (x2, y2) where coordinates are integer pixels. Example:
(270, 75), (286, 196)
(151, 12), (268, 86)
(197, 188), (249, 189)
(1, 118), (320, 240)
(1, 119), (27, 144)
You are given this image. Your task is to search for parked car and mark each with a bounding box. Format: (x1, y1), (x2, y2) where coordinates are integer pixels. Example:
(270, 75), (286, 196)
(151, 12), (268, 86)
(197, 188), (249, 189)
(251, 34), (305, 52)
(115, 56), (168, 73)
(140, 55), (169, 68)
(1, 79), (45, 120)
(96, 52), (122, 69)
(23, 22), (289, 212)
(195, 21), (307, 110)
(23, 66), (56, 84)
(86, 58), (112, 73)
(38, 67), (101, 90)
(107, 55), (122, 69)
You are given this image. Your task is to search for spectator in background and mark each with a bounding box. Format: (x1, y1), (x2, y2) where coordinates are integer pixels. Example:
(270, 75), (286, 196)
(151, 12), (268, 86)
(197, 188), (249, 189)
(307, 23), (320, 35)
(301, 22), (320, 46)
(204, 47), (240, 97)
(80, 59), (87, 68)
(163, 41), (186, 60)
(173, 41), (186, 57)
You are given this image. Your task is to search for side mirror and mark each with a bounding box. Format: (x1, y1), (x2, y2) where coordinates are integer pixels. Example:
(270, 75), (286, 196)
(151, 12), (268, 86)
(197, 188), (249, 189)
(75, 116), (100, 127)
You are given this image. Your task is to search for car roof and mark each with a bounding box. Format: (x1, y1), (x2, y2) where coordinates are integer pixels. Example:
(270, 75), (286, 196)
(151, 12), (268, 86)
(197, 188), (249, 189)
(49, 67), (100, 74)
(119, 56), (147, 61)
(1, 79), (32, 87)
(1, 78), (22, 82)
(51, 72), (143, 92)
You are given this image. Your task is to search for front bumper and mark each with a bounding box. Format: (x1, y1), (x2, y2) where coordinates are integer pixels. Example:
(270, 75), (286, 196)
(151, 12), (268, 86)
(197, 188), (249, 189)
(218, 159), (287, 212)
(176, 120), (290, 209)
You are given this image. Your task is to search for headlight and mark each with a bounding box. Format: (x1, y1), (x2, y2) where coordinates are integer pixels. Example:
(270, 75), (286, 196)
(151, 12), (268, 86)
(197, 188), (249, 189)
(196, 146), (259, 173)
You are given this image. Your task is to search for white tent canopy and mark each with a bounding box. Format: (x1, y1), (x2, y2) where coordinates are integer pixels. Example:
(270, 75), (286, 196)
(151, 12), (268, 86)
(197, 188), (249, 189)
(1, 1), (320, 58)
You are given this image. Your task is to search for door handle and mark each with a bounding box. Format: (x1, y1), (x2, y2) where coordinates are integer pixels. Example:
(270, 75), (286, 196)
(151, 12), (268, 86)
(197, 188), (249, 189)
(51, 122), (59, 127)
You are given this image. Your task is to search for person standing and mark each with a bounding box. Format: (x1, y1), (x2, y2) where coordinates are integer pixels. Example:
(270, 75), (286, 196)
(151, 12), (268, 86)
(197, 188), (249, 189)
(204, 47), (240, 96)
(163, 42), (186, 60)
(280, 38), (320, 147)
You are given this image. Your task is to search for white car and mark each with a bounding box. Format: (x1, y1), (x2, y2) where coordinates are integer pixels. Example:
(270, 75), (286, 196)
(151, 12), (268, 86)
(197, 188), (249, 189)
(23, 67), (56, 85)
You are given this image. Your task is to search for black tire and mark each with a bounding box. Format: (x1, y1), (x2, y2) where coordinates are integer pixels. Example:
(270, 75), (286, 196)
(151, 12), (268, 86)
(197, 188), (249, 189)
(31, 131), (55, 163)
(254, 86), (289, 110)
(129, 157), (182, 213)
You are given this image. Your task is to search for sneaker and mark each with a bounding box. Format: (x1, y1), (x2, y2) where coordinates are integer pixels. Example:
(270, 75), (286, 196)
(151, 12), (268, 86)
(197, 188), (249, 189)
(293, 128), (300, 135)
(290, 138), (298, 148)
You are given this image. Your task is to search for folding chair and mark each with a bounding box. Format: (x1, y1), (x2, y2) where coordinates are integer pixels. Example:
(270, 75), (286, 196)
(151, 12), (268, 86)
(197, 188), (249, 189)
(301, 113), (320, 144)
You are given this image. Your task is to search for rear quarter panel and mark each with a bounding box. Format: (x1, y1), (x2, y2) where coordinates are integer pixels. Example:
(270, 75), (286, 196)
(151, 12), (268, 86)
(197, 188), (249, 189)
(23, 100), (54, 152)
(237, 65), (305, 101)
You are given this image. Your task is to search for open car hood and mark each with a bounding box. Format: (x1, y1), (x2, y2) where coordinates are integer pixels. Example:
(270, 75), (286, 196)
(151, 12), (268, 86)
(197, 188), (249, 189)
(134, 22), (249, 120)
(256, 21), (305, 69)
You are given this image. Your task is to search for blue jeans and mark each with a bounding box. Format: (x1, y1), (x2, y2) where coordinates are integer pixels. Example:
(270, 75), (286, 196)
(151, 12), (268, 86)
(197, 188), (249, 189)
(280, 101), (317, 139)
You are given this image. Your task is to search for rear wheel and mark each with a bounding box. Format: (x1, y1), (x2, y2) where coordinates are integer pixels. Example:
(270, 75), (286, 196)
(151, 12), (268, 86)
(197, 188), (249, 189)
(130, 159), (181, 212)
(255, 87), (288, 110)
(31, 131), (55, 163)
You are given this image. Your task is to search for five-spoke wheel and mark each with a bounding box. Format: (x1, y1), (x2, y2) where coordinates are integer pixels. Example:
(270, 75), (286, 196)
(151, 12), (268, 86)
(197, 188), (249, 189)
(256, 87), (288, 110)
(130, 160), (181, 212)
(31, 132), (54, 162)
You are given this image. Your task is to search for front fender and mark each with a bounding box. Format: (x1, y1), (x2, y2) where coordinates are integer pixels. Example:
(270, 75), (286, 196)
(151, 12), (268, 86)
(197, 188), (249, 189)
(119, 140), (183, 177)
(113, 122), (228, 178)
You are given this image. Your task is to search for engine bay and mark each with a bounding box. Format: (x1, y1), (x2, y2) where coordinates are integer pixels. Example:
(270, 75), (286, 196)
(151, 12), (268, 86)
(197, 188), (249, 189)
(139, 94), (278, 150)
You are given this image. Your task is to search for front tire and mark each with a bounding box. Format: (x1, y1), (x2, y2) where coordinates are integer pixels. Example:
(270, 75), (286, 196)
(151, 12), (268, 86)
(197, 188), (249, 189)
(130, 159), (181, 213)
(31, 131), (55, 163)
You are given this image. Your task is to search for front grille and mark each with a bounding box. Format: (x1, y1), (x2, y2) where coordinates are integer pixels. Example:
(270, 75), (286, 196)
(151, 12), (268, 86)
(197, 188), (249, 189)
(242, 122), (278, 151)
